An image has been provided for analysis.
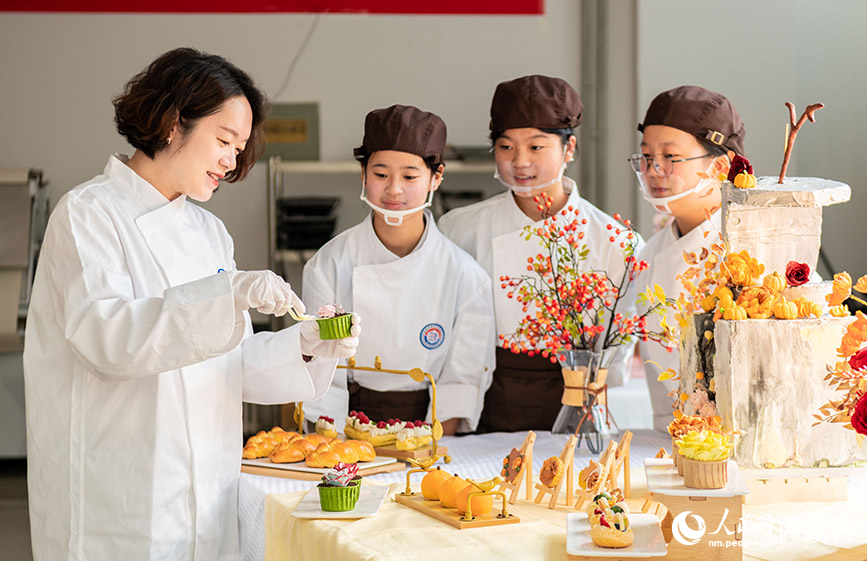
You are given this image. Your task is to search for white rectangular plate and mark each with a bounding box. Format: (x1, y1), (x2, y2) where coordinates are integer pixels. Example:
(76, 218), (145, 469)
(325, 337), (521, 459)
(566, 512), (667, 557)
(291, 484), (390, 519)
(242, 455), (397, 475)
(644, 458), (749, 497)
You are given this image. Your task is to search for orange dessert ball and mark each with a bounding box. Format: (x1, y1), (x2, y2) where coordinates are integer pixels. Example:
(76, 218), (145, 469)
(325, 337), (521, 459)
(438, 475), (468, 509)
(455, 483), (494, 517)
(420, 468), (452, 501)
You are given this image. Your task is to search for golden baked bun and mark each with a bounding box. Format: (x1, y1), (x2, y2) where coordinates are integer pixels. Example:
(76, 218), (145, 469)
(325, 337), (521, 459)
(269, 442), (305, 463)
(305, 433), (331, 446)
(345, 440), (376, 462)
(290, 438), (319, 457)
(540, 457), (564, 488)
(589, 525), (633, 548)
(331, 442), (360, 464)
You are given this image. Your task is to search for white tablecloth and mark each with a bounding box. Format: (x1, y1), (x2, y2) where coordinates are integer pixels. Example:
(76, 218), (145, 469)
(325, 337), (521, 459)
(239, 429), (672, 561)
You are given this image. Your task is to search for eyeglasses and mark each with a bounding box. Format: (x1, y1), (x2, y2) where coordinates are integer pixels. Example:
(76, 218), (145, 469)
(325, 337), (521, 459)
(628, 153), (712, 177)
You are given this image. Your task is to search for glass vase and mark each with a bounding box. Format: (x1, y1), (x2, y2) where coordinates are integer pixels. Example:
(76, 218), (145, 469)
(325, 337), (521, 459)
(551, 349), (612, 453)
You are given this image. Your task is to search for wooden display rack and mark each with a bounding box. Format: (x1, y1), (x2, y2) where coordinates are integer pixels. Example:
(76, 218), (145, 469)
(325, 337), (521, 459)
(373, 444), (449, 460)
(498, 431), (536, 503)
(534, 434), (577, 509)
(394, 493), (520, 529)
(573, 430), (632, 510)
(643, 458), (748, 561)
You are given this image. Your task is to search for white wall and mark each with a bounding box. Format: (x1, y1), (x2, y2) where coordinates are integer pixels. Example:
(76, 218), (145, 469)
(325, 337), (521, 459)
(0, 3), (582, 275)
(635, 0), (867, 277)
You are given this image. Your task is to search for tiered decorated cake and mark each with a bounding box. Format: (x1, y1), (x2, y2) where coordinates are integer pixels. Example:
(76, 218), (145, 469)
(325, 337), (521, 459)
(678, 171), (866, 469)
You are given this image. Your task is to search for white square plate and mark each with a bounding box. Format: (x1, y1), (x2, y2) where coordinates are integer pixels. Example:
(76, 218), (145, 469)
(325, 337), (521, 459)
(291, 484), (390, 519)
(566, 512), (667, 557)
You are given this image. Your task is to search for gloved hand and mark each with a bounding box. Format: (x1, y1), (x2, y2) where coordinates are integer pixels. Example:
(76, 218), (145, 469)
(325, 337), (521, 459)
(300, 313), (361, 359)
(228, 270), (304, 317)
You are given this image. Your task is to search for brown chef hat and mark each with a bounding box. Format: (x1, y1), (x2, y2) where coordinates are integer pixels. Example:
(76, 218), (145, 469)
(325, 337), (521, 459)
(638, 85), (745, 156)
(489, 75), (583, 132)
(353, 105), (447, 165)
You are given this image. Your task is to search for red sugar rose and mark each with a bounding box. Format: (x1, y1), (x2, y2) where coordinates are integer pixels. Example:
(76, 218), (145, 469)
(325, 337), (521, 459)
(851, 393), (867, 436)
(785, 261), (811, 287)
(726, 155), (754, 183)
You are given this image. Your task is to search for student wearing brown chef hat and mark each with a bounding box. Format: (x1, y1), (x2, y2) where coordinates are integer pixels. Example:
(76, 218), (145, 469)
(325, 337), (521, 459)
(303, 105), (495, 436)
(439, 76), (641, 433)
(629, 85), (746, 431)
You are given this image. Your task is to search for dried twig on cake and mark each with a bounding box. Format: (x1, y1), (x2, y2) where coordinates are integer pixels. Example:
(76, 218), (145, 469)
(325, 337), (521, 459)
(778, 102), (824, 183)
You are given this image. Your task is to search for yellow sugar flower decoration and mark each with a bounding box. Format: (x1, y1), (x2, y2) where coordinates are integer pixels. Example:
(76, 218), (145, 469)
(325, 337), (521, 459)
(826, 272), (852, 307)
(676, 430), (733, 462)
(829, 305), (851, 317)
(793, 297), (822, 319)
(721, 250), (764, 287)
(737, 286), (774, 319)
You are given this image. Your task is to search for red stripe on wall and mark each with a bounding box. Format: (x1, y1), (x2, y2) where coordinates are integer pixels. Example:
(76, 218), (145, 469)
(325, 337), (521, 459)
(1, 0), (544, 14)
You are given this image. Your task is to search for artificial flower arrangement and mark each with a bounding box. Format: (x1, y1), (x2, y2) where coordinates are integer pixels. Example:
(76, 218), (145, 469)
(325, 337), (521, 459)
(498, 194), (679, 366)
(813, 274), (867, 437)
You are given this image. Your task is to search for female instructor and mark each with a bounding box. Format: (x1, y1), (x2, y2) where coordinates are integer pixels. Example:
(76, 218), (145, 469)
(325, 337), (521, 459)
(23, 48), (358, 560)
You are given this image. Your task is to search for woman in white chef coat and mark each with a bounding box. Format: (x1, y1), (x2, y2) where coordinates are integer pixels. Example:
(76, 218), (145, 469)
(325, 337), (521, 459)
(23, 48), (359, 561)
(438, 75), (640, 433)
(302, 105), (495, 435)
(630, 85), (745, 431)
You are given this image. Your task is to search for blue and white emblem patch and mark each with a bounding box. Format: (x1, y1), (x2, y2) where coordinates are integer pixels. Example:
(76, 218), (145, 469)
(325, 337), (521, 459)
(419, 323), (445, 350)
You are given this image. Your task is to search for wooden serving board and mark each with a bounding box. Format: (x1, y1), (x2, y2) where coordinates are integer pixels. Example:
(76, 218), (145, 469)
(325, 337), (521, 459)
(393, 493), (520, 529)
(373, 444), (448, 460)
(241, 457), (405, 481)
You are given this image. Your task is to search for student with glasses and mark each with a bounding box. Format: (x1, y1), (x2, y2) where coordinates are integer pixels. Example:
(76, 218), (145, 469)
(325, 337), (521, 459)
(629, 85), (746, 431)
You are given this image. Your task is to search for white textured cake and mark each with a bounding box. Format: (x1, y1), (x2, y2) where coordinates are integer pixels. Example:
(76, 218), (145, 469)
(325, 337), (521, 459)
(679, 177), (867, 469)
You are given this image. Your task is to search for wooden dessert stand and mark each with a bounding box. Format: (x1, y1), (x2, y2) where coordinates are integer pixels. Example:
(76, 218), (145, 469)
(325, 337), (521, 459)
(498, 430), (536, 503)
(394, 457), (520, 529)
(534, 434), (577, 509)
(574, 430), (632, 510)
(241, 459), (404, 481)
(642, 458), (747, 561)
(373, 444), (449, 460)
(337, 356), (446, 459)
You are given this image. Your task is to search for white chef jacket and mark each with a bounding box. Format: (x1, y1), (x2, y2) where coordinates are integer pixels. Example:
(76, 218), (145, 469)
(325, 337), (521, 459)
(634, 211), (721, 431)
(438, 178), (642, 386)
(23, 155), (336, 561)
(301, 210), (495, 433)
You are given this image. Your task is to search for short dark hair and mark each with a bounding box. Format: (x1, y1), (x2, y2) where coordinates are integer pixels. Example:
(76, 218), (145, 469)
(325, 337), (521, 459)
(490, 127), (578, 158)
(697, 137), (730, 158)
(113, 47), (268, 182)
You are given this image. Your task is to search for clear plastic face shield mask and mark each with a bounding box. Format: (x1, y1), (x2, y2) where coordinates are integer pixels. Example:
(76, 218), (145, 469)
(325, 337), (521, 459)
(628, 153), (721, 215)
(359, 173), (437, 227)
(493, 144), (569, 195)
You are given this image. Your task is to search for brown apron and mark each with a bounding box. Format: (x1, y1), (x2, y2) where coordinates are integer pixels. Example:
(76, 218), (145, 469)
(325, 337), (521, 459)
(348, 383), (430, 423)
(476, 347), (564, 433)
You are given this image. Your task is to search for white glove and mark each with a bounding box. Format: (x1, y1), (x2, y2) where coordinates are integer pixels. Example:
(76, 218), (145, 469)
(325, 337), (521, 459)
(300, 313), (361, 359)
(228, 270), (304, 317)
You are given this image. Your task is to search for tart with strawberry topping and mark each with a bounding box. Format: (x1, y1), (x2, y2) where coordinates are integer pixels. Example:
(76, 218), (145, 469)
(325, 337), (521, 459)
(394, 420), (433, 450)
(315, 415), (338, 439)
(589, 510), (634, 548)
(343, 411), (396, 446)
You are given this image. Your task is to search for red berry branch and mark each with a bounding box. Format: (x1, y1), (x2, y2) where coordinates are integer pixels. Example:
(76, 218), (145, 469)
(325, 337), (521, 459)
(498, 195), (679, 364)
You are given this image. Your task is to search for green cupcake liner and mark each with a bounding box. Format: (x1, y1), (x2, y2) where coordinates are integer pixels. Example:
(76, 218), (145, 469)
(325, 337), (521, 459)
(317, 314), (352, 340)
(318, 481), (360, 512)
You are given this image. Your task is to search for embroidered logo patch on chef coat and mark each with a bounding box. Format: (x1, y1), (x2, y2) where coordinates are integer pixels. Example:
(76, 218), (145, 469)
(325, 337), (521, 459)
(419, 323), (445, 350)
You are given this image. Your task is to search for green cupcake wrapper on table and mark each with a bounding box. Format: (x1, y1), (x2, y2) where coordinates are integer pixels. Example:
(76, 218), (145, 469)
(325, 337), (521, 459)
(318, 481), (361, 511)
(317, 314), (352, 340)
